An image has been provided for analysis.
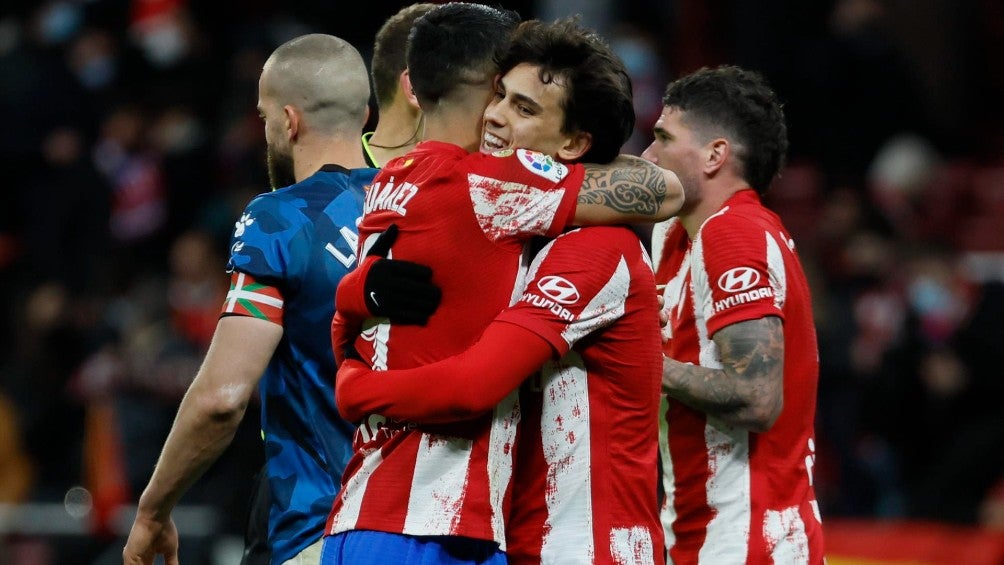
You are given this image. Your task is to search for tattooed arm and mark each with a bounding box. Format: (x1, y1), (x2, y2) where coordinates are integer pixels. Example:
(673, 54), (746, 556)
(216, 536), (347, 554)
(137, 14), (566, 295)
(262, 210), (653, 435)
(573, 155), (685, 225)
(662, 316), (784, 432)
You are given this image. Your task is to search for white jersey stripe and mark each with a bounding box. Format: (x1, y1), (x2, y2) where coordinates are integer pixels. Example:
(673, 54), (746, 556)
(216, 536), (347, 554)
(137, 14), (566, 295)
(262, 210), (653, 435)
(658, 395), (677, 556)
(763, 505), (810, 564)
(329, 447), (383, 533)
(468, 173), (567, 241)
(610, 526), (656, 565)
(691, 226), (752, 564)
(698, 422), (751, 564)
(403, 434), (474, 535)
(688, 231), (718, 369)
(540, 354), (594, 563)
(560, 256), (629, 346)
(487, 390), (520, 550)
(360, 321), (391, 371)
(765, 231), (787, 310)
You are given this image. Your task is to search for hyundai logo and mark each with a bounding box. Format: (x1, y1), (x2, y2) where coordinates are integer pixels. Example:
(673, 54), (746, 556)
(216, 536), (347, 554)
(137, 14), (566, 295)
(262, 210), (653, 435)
(717, 267), (761, 292)
(537, 275), (580, 304)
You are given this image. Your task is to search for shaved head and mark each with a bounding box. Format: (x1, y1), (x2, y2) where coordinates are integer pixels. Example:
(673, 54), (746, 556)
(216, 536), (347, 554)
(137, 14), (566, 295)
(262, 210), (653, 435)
(260, 34), (370, 135)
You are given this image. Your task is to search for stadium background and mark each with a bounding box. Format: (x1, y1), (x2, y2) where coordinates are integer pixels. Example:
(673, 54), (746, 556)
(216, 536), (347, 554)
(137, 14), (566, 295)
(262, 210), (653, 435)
(0, 0), (1002, 563)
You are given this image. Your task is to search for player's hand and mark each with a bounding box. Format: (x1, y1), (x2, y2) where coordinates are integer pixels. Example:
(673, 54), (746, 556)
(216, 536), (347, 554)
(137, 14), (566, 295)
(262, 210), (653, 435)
(657, 289), (669, 328)
(331, 311), (361, 367)
(360, 224), (442, 325)
(122, 513), (179, 565)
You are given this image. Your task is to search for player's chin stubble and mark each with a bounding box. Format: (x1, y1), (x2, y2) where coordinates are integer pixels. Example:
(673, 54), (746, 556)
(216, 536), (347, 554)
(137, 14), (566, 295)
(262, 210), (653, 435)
(267, 144), (296, 190)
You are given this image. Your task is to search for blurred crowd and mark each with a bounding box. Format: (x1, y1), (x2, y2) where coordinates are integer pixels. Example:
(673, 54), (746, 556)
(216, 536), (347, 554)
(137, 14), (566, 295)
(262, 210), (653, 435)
(0, 0), (1002, 563)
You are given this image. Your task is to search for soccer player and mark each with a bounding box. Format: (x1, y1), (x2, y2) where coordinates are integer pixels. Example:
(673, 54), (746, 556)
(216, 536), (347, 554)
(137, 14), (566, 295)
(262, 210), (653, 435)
(362, 3), (436, 167)
(121, 34), (437, 565)
(334, 17), (665, 565)
(323, 5), (681, 563)
(644, 66), (825, 563)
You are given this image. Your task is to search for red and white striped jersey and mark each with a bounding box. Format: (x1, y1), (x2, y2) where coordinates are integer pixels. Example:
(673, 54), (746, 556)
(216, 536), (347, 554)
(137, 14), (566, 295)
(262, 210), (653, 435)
(655, 190), (824, 564)
(496, 226), (665, 565)
(326, 142), (584, 547)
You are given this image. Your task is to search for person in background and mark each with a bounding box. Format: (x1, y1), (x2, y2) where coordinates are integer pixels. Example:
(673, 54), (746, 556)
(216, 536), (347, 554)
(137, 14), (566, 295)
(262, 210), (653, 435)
(362, 3), (436, 167)
(644, 65), (825, 564)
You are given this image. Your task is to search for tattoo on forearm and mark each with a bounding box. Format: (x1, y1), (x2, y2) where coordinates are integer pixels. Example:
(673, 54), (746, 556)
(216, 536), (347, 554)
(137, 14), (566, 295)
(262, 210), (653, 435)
(664, 317), (784, 428)
(579, 159), (666, 216)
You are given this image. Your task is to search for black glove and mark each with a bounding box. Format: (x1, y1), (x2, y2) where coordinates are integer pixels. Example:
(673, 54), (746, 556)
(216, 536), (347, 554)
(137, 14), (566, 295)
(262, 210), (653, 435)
(363, 224), (442, 325)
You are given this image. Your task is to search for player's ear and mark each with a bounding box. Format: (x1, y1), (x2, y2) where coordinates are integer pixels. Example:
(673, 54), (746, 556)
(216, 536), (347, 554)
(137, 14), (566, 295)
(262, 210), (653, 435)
(557, 130), (591, 162)
(705, 138), (729, 175)
(400, 69), (419, 110)
(283, 104), (300, 142)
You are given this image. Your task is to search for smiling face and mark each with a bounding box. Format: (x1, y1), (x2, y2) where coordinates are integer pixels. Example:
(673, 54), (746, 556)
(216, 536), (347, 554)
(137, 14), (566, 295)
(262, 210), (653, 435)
(480, 63), (588, 161)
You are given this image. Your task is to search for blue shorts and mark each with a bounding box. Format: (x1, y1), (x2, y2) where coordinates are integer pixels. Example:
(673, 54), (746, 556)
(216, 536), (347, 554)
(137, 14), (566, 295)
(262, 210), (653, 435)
(321, 530), (507, 565)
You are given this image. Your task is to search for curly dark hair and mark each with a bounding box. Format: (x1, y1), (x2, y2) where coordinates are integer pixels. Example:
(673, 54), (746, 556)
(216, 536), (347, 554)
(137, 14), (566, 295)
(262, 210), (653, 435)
(663, 65), (788, 195)
(496, 17), (634, 164)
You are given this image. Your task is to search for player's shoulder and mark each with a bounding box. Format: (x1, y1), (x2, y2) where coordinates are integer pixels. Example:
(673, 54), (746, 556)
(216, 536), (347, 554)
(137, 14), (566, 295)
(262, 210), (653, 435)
(700, 197), (771, 240)
(558, 224), (640, 247)
(464, 148), (579, 184)
(547, 226), (644, 267)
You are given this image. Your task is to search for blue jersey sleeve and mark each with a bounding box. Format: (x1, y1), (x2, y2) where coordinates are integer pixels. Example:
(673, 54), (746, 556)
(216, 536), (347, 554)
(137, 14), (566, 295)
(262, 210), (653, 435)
(226, 193), (308, 291)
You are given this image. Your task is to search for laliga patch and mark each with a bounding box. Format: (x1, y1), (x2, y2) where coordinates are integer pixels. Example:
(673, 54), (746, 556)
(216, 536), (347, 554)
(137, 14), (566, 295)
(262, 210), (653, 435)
(491, 149), (514, 158)
(516, 149), (568, 183)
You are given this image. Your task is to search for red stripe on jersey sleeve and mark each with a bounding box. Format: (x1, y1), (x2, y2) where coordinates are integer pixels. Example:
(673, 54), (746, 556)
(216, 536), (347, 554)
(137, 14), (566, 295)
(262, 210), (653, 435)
(220, 272), (284, 325)
(699, 214), (782, 337)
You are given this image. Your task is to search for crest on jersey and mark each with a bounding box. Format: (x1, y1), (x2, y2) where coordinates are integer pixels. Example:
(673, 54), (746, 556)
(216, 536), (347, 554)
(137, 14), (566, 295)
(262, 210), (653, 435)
(516, 149), (567, 183)
(234, 213), (255, 237)
(491, 149), (514, 158)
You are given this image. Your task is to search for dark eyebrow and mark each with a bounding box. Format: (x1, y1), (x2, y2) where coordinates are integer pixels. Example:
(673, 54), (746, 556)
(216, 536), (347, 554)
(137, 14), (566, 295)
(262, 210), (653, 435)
(510, 92), (541, 113)
(498, 75), (542, 113)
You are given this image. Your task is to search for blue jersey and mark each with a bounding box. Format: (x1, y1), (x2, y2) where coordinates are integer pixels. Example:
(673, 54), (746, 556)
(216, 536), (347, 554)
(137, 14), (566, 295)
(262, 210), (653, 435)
(225, 164), (377, 564)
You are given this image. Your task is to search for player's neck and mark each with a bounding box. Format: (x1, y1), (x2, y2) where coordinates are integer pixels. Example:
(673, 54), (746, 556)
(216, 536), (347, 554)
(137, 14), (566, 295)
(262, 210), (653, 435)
(368, 104), (423, 164)
(369, 105), (421, 147)
(423, 111), (482, 152)
(294, 136), (369, 181)
(680, 181), (748, 238)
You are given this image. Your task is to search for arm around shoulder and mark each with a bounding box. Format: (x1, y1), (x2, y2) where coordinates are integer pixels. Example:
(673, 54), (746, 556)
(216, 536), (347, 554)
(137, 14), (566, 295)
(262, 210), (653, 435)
(336, 321), (554, 424)
(574, 155), (685, 226)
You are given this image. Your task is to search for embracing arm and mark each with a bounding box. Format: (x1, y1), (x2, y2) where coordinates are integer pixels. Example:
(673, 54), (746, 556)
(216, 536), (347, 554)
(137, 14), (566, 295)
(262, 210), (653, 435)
(335, 224), (441, 330)
(662, 316), (784, 432)
(123, 316), (281, 564)
(336, 322), (553, 424)
(574, 155), (685, 225)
